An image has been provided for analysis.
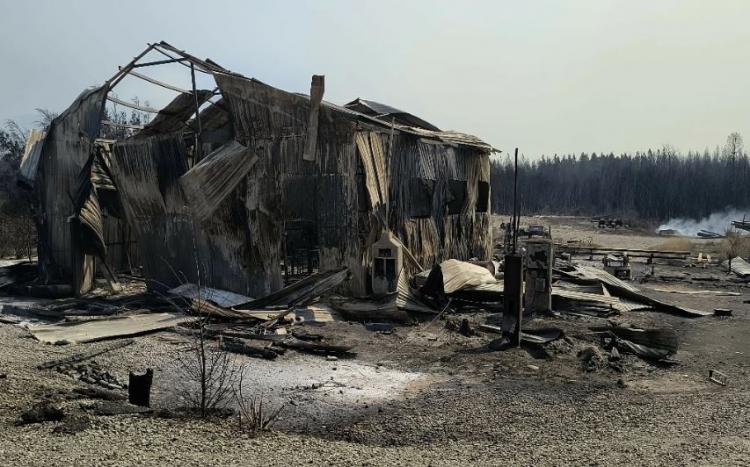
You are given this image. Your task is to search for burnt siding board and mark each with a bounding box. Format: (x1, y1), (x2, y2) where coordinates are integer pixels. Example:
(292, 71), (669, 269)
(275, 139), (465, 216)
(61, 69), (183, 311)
(214, 74), (312, 140)
(216, 71), (362, 295)
(410, 178), (435, 218)
(201, 190), (253, 294)
(37, 86), (107, 281)
(109, 136), (198, 288)
(283, 175), (317, 222)
(384, 133), (491, 271)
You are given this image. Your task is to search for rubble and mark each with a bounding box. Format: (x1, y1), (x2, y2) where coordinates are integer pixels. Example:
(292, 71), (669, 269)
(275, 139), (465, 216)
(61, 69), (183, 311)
(55, 361), (127, 390)
(16, 401), (65, 426)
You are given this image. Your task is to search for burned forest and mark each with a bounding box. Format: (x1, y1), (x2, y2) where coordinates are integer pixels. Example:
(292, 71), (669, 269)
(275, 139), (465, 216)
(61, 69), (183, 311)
(2, 7), (750, 466)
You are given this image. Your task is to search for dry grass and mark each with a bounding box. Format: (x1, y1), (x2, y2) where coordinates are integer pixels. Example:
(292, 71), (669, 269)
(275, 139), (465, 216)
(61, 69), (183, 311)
(720, 233), (750, 261)
(234, 371), (284, 436)
(654, 237), (693, 252)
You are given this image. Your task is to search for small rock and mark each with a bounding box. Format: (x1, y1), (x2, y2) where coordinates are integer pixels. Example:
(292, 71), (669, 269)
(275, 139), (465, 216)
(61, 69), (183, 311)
(527, 364), (539, 371)
(326, 355), (338, 361)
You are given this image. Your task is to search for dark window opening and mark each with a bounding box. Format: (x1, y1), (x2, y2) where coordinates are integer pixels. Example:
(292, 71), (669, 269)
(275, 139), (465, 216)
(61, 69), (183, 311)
(357, 173), (370, 212)
(410, 178), (435, 218)
(447, 179), (467, 215)
(374, 258), (385, 278)
(476, 181), (490, 213)
(374, 258), (398, 292)
(378, 248), (392, 257)
(282, 221), (319, 284)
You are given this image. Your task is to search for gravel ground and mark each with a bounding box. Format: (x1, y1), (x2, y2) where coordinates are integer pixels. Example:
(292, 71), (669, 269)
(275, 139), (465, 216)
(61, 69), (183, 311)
(1, 217), (749, 465)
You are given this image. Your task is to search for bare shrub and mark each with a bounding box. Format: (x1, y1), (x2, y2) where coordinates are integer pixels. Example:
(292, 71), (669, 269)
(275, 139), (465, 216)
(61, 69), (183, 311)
(174, 321), (240, 417)
(234, 371), (284, 436)
(0, 213), (36, 259)
(720, 231), (750, 270)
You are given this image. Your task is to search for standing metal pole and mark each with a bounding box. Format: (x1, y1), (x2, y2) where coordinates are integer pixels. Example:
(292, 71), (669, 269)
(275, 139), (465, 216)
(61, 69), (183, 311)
(512, 147), (519, 253)
(190, 63), (203, 163)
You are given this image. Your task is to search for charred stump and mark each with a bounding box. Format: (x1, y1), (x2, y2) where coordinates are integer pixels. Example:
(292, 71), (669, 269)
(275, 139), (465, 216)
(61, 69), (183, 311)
(128, 369), (153, 407)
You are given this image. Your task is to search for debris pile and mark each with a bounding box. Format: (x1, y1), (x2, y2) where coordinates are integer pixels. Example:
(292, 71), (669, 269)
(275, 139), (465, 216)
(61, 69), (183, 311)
(55, 361), (127, 390)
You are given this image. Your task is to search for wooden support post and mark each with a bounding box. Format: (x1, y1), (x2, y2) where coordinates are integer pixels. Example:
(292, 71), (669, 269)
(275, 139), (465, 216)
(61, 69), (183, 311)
(303, 75), (324, 161)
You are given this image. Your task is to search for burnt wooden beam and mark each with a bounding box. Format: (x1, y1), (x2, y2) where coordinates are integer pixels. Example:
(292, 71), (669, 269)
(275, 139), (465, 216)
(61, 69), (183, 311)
(132, 57), (188, 68)
(101, 120), (144, 130)
(119, 68), (189, 94)
(156, 41), (229, 73)
(106, 96), (159, 113)
(190, 63), (203, 161)
(303, 75), (324, 162)
(106, 44), (156, 90)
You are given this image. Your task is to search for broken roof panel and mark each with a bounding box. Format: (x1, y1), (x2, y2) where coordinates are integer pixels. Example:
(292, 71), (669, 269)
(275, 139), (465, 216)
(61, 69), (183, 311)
(216, 71), (497, 152)
(137, 90), (213, 136)
(345, 98), (441, 132)
(179, 140), (259, 222)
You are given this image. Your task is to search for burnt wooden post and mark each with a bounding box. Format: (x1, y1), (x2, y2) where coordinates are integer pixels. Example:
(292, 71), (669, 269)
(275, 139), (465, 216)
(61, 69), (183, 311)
(128, 369), (153, 407)
(503, 254), (524, 347)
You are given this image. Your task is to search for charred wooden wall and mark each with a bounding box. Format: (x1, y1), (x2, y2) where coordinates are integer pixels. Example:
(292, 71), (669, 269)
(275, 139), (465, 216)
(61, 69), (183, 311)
(389, 134), (492, 269)
(215, 73), (360, 297)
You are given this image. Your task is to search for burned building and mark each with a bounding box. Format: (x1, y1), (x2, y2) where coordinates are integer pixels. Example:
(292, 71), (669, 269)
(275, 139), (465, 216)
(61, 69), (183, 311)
(20, 42), (497, 298)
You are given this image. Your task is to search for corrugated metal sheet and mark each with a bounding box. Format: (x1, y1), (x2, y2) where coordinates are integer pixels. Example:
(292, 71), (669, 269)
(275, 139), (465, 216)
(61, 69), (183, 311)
(73, 154), (106, 258)
(725, 256), (750, 278)
(344, 98), (441, 132)
(180, 140), (258, 222)
(18, 129), (46, 188)
(36, 86), (107, 282)
(137, 90), (213, 136)
(109, 135), (202, 289)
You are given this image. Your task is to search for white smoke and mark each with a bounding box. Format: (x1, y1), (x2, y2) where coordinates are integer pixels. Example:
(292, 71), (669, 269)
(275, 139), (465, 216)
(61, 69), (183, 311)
(657, 209), (750, 237)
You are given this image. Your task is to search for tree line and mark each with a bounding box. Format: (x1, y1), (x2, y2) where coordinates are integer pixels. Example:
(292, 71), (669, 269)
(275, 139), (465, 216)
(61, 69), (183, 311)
(490, 133), (749, 222)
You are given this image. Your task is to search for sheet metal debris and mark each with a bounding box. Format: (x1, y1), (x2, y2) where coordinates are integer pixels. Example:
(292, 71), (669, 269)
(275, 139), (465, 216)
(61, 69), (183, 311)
(558, 264), (711, 318)
(29, 312), (195, 345)
(723, 257), (750, 278)
(168, 283), (253, 308)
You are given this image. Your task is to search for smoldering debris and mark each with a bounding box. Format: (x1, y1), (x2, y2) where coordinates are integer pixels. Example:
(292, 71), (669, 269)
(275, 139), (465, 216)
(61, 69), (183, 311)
(657, 208), (750, 237)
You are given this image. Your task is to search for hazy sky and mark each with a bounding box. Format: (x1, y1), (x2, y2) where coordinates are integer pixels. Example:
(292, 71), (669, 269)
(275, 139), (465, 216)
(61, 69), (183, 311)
(0, 0), (747, 157)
